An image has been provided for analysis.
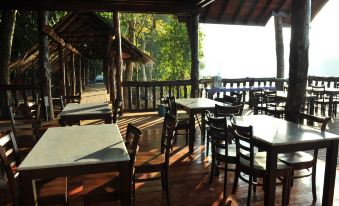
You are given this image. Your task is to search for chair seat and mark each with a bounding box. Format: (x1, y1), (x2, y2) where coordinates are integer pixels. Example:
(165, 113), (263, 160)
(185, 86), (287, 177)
(215, 143), (237, 158)
(278, 151), (314, 165)
(135, 151), (165, 173)
(239, 152), (290, 171)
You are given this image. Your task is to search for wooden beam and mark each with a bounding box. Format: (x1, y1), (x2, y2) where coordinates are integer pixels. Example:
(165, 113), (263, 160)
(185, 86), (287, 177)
(232, 0), (245, 23)
(71, 53), (76, 95)
(58, 44), (66, 96)
(275, 0), (288, 13)
(114, 12), (123, 106)
(244, 0), (259, 24)
(217, 0), (230, 22)
(38, 11), (54, 120)
(274, 15), (284, 90)
(285, 0), (311, 124)
(42, 25), (80, 55)
(202, 4), (212, 22)
(77, 56), (82, 95)
(256, 0), (274, 23)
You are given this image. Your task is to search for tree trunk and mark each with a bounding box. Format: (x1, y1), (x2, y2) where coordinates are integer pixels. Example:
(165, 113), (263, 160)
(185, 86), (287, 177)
(186, 15), (199, 98)
(58, 45), (66, 96)
(285, 0), (311, 123)
(38, 11), (54, 120)
(0, 10), (16, 119)
(274, 15), (285, 90)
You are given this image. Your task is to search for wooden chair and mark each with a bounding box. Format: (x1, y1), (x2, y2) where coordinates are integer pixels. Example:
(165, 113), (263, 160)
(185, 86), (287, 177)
(278, 112), (331, 201)
(112, 98), (123, 123)
(264, 91), (285, 118)
(252, 90), (266, 115)
(214, 103), (244, 117)
(167, 96), (189, 145)
(214, 95), (238, 105)
(0, 131), (67, 206)
(231, 118), (291, 206)
(134, 114), (177, 203)
(311, 85), (329, 115)
(63, 93), (81, 104)
(208, 119), (237, 198)
(81, 123), (142, 205)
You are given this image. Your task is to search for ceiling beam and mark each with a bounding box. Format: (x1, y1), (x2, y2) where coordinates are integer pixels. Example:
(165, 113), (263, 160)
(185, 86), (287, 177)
(232, 0), (245, 23)
(256, 0), (274, 23)
(244, 0), (260, 24)
(217, 0), (230, 22)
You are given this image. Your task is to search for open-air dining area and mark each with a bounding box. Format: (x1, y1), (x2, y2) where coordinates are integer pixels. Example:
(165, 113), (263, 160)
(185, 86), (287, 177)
(1, 0), (339, 205)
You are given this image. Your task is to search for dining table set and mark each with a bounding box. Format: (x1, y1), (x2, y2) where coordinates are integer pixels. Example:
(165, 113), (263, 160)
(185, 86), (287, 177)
(175, 95), (339, 206)
(17, 102), (133, 206)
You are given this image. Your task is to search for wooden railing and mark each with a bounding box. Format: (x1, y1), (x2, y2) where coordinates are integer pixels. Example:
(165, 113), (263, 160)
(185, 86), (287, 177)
(122, 80), (191, 112)
(307, 76), (339, 88)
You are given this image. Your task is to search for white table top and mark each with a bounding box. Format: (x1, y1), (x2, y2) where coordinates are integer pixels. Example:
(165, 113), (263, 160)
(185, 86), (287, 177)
(59, 103), (112, 117)
(18, 124), (129, 171)
(175, 98), (230, 110)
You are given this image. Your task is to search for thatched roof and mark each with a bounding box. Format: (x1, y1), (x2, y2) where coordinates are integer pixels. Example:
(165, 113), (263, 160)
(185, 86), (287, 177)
(10, 12), (153, 73)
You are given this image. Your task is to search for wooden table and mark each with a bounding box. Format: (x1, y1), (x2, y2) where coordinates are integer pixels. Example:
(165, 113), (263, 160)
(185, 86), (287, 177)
(175, 98), (230, 153)
(276, 91), (317, 115)
(58, 103), (112, 126)
(18, 124), (131, 206)
(234, 115), (339, 206)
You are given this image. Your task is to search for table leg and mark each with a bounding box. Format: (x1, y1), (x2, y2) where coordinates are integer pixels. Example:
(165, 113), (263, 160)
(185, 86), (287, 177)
(322, 141), (338, 206)
(119, 162), (131, 206)
(264, 150), (277, 206)
(21, 172), (36, 206)
(201, 112), (206, 143)
(328, 93), (334, 117)
(189, 111), (195, 153)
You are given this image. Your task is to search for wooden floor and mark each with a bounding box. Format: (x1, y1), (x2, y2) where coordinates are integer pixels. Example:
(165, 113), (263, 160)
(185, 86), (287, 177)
(53, 84), (339, 205)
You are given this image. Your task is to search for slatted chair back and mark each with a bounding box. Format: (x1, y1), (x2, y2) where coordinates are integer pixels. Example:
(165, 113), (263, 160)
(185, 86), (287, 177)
(231, 118), (254, 170)
(207, 116), (228, 130)
(0, 131), (20, 205)
(63, 94), (81, 104)
(216, 95), (238, 104)
(160, 114), (178, 159)
(125, 123), (142, 169)
(113, 99), (123, 123)
(311, 85), (326, 100)
(167, 96), (178, 116)
(214, 103), (244, 117)
(230, 91), (243, 103)
(298, 112), (331, 131)
(252, 91), (265, 115)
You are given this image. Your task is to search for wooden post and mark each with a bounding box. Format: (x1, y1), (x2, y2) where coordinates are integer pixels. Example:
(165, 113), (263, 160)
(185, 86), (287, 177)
(58, 44), (66, 96)
(66, 54), (71, 96)
(71, 53), (76, 95)
(82, 58), (86, 90)
(109, 50), (115, 103)
(103, 57), (109, 93)
(285, 0), (311, 123)
(113, 12), (123, 107)
(186, 15), (199, 98)
(0, 10), (16, 119)
(77, 56), (82, 95)
(274, 15), (285, 90)
(38, 10), (54, 120)
(85, 60), (89, 86)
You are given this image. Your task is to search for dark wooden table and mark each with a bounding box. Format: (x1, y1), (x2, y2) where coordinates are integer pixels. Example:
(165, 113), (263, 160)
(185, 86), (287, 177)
(175, 98), (230, 153)
(18, 124), (131, 206)
(234, 115), (339, 206)
(58, 103), (112, 126)
(276, 91), (316, 115)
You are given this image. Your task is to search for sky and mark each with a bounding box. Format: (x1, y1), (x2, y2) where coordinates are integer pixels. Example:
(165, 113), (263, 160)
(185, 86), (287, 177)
(200, 0), (339, 79)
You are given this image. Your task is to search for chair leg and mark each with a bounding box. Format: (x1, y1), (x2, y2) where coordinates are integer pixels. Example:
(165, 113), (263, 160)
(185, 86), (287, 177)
(247, 175), (252, 206)
(282, 171), (291, 206)
(312, 164), (317, 200)
(253, 176), (257, 193)
(163, 169), (170, 205)
(185, 128), (189, 146)
(206, 131), (210, 156)
(173, 129), (178, 144)
(133, 176), (136, 206)
(223, 163), (228, 198)
(232, 166), (239, 194)
(209, 151), (215, 184)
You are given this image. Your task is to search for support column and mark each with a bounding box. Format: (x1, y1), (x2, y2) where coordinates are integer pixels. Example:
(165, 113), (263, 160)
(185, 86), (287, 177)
(113, 12), (123, 106)
(285, 0), (311, 123)
(58, 45), (66, 96)
(77, 56), (82, 95)
(103, 57), (109, 93)
(71, 53), (76, 96)
(38, 10), (54, 120)
(82, 59), (86, 89)
(274, 15), (285, 90)
(186, 15), (199, 98)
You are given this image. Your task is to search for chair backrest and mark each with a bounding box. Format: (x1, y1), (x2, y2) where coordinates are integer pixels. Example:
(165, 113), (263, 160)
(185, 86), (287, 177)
(125, 124), (142, 170)
(311, 85), (326, 100)
(63, 94), (81, 104)
(160, 114), (178, 162)
(167, 96), (177, 116)
(231, 120), (254, 170)
(209, 117), (231, 153)
(230, 91), (243, 103)
(218, 95), (238, 104)
(298, 112), (331, 131)
(214, 103), (244, 117)
(0, 131), (20, 205)
(113, 99), (123, 123)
